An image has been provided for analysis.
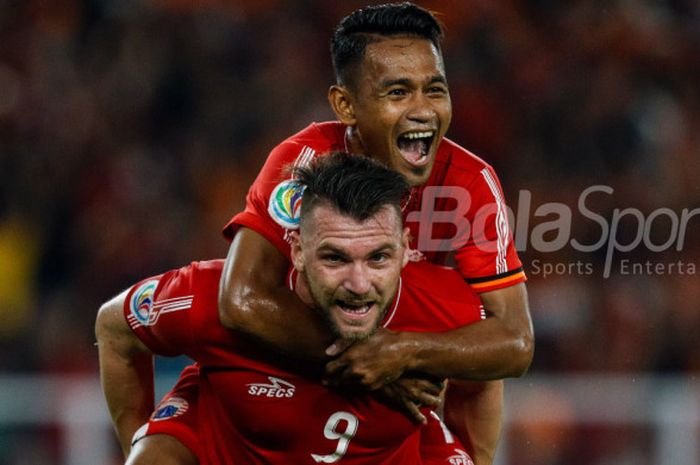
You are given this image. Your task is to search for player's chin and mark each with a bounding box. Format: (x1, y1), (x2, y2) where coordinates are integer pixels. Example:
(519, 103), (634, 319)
(407, 165), (432, 186)
(336, 326), (374, 342)
(395, 157), (434, 186)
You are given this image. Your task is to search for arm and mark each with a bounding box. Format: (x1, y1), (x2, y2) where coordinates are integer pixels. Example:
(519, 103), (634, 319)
(325, 283), (534, 387)
(443, 380), (504, 465)
(408, 283), (533, 379)
(95, 290), (154, 456)
(218, 227), (334, 359)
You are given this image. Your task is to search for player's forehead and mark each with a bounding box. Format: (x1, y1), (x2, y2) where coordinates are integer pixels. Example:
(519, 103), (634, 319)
(359, 36), (445, 82)
(302, 204), (402, 251)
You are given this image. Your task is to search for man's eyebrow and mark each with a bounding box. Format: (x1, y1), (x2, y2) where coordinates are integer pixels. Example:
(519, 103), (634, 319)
(316, 244), (348, 255)
(380, 78), (412, 88)
(315, 243), (397, 256)
(428, 75), (448, 85)
(380, 75), (447, 88)
(366, 243), (398, 256)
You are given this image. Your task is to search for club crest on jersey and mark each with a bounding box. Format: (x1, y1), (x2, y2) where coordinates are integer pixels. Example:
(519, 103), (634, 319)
(447, 448), (474, 465)
(247, 376), (296, 398)
(268, 179), (304, 230)
(129, 279), (159, 326)
(151, 396), (189, 421)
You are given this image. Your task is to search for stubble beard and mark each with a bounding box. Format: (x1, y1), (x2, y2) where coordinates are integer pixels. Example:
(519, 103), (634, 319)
(302, 271), (389, 342)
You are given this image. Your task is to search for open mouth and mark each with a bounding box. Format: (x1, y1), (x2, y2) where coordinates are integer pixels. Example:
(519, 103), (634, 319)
(397, 131), (435, 167)
(335, 300), (375, 320)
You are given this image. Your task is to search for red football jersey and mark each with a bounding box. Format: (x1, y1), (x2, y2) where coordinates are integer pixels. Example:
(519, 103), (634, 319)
(224, 121), (525, 293)
(125, 260), (481, 465)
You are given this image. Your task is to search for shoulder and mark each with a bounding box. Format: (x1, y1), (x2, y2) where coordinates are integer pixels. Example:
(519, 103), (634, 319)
(402, 262), (475, 301)
(125, 260), (222, 326)
(278, 121), (346, 152)
(96, 287), (137, 344)
(390, 262), (483, 331)
(432, 137), (494, 186)
(161, 260), (223, 299)
(261, 122), (346, 177)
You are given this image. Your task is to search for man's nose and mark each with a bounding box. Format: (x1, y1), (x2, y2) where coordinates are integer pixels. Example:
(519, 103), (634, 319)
(343, 263), (372, 295)
(406, 93), (436, 123)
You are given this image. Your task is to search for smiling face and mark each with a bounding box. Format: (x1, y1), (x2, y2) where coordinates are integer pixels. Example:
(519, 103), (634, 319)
(329, 36), (452, 186)
(291, 203), (409, 341)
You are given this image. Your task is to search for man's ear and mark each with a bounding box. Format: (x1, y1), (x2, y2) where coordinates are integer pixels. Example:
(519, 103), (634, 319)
(401, 227), (411, 268)
(289, 231), (304, 272)
(328, 85), (357, 126)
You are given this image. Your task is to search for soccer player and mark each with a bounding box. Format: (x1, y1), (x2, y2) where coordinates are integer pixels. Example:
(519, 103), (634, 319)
(98, 153), (480, 464)
(219, 2), (532, 390)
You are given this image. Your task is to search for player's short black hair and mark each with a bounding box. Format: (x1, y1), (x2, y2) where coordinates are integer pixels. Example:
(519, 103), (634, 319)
(330, 2), (444, 88)
(294, 152), (410, 228)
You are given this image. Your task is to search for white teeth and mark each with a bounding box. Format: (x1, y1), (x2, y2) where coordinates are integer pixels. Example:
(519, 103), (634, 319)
(403, 131), (434, 139)
(339, 303), (371, 314)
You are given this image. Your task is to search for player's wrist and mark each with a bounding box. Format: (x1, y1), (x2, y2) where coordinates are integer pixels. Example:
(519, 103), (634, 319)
(395, 331), (424, 372)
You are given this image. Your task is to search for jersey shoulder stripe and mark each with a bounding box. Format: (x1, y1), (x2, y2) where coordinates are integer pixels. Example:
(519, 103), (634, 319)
(480, 168), (509, 274)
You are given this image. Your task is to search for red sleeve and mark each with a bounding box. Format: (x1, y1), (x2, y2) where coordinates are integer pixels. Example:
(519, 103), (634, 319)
(455, 166), (526, 293)
(222, 140), (316, 259)
(123, 265), (199, 356)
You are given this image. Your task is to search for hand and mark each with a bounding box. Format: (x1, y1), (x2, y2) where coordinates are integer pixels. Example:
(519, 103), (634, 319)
(375, 376), (445, 424)
(324, 329), (414, 389)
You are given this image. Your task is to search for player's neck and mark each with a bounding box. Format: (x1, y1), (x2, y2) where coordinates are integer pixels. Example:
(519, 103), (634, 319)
(344, 126), (364, 156)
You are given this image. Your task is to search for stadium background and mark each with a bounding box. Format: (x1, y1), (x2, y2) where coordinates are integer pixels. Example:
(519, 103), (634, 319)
(0, 1), (698, 464)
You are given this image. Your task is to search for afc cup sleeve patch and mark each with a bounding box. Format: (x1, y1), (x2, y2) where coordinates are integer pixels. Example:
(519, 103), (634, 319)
(267, 179), (305, 230)
(129, 279), (160, 327)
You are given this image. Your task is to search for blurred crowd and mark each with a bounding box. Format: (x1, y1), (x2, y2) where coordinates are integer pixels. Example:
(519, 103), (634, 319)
(0, 0), (699, 463)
